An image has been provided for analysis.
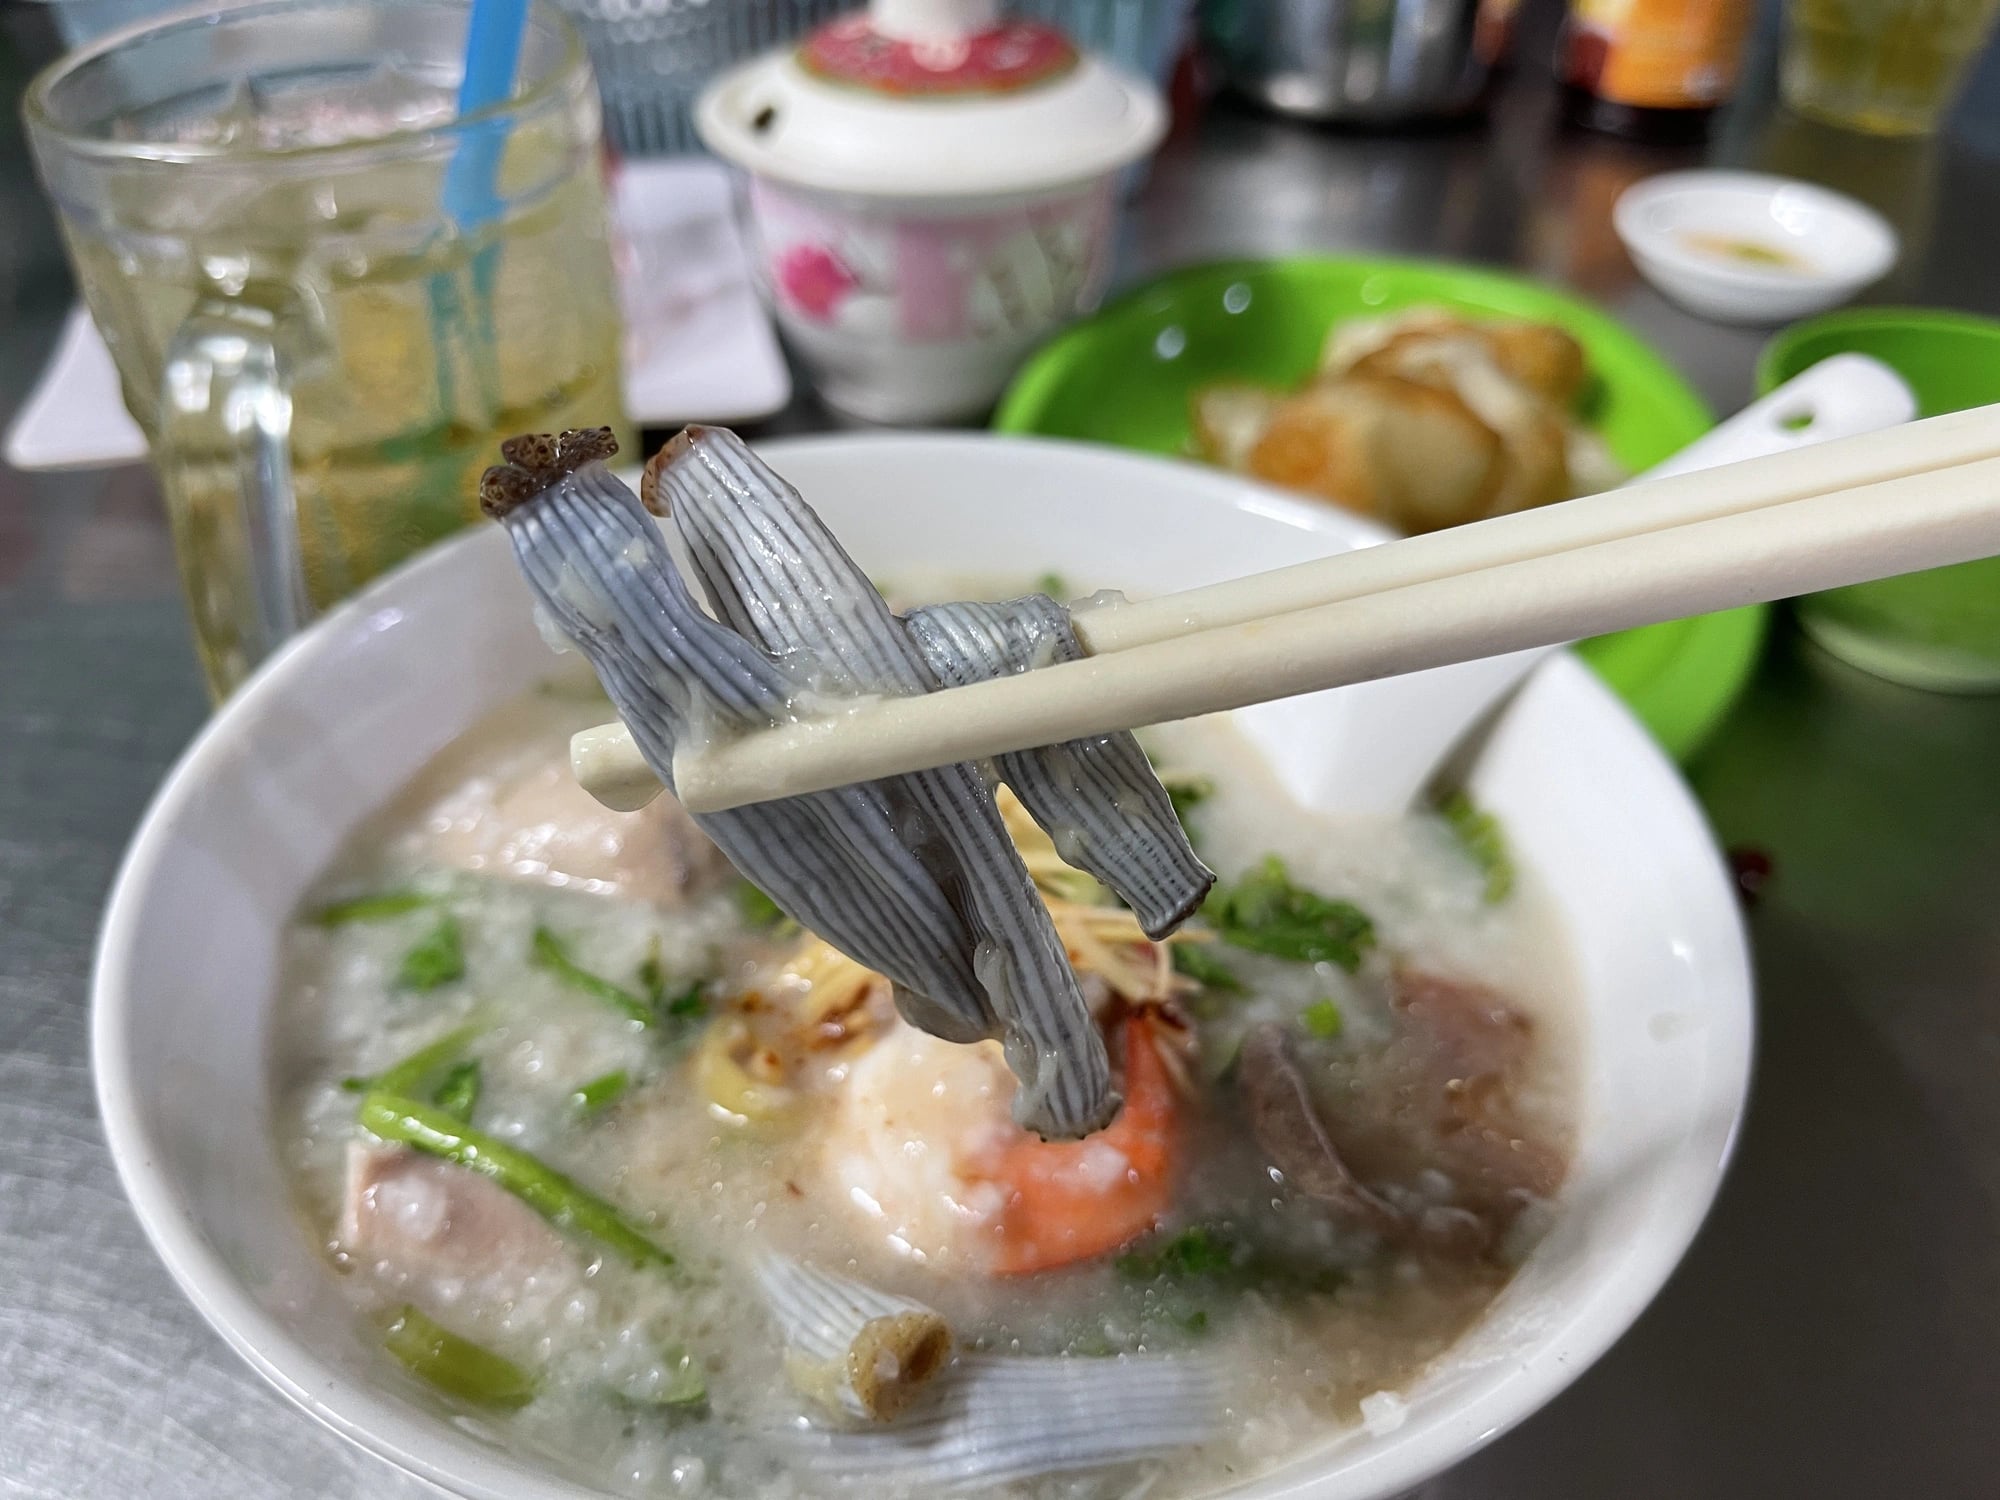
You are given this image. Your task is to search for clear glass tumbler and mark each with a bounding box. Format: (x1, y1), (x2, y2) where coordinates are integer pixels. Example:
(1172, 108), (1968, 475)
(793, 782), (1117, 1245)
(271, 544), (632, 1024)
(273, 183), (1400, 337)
(26, 0), (632, 697)
(1781, 0), (2000, 136)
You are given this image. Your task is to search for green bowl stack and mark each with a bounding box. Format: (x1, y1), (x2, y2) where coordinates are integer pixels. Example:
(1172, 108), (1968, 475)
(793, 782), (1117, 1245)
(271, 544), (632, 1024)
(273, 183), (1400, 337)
(1759, 308), (2000, 692)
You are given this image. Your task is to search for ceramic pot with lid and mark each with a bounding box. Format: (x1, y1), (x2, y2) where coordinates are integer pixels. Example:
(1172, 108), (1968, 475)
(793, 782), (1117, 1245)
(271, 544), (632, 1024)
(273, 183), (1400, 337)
(696, 0), (1166, 423)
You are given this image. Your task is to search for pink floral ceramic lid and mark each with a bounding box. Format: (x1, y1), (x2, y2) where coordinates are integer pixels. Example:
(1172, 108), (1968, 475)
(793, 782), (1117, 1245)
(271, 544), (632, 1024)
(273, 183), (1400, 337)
(694, 0), (1166, 200)
(798, 12), (1077, 97)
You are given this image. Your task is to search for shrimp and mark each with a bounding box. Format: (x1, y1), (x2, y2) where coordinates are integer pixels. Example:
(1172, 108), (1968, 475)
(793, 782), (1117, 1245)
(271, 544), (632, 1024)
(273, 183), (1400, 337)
(984, 1014), (1185, 1276)
(822, 1013), (1185, 1277)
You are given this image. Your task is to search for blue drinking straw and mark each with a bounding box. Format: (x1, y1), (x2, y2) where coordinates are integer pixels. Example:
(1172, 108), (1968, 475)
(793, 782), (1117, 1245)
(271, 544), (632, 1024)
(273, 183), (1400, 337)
(431, 0), (530, 424)
(443, 0), (530, 234)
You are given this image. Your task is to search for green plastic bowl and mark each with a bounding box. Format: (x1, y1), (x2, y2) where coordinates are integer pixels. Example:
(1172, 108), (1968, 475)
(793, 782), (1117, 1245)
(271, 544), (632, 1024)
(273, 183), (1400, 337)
(995, 257), (1768, 761)
(1758, 308), (2000, 691)
(1759, 306), (2000, 410)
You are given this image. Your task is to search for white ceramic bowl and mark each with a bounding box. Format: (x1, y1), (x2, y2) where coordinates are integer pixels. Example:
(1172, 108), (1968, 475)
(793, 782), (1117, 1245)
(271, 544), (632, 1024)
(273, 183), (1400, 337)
(1614, 170), (1898, 326)
(94, 434), (1753, 1500)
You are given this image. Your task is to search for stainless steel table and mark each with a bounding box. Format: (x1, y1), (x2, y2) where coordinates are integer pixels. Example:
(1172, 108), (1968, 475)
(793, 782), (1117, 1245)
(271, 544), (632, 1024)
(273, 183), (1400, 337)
(5, 8), (1999, 1497)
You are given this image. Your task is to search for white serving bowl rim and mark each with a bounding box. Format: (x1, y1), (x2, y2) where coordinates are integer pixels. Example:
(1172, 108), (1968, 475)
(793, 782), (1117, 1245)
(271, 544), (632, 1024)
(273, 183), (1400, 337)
(93, 432), (1754, 1500)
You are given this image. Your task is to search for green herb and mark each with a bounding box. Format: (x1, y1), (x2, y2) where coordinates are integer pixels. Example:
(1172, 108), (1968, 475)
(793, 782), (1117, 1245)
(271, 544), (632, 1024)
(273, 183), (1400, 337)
(431, 1061), (481, 1123)
(618, 1345), (706, 1408)
(572, 1069), (632, 1114)
(638, 944), (668, 1010)
(397, 915), (465, 992)
(640, 952), (712, 1048)
(1171, 941), (1243, 993)
(1301, 999), (1344, 1039)
(1118, 1223), (1345, 1301)
(311, 889), (435, 927)
(358, 1091), (676, 1271)
(339, 1075), (370, 1093)
(638, 943), (708, 1027)
(734, 881), (796, 934)
(1071, 1219), (1327, 1351)
(531, 927), (654, 1026)
(1439, 791), (1514, 903)
(1116, 1225), (1239, 1281)
(1206, 856), (1376, 971)
(1064, 1328), (1119, 1357)
(371, 1025), (479, 1098)
(1162, 773), (1214, 830)
(1069, 1288), (1213, 1355)
(383, 1304), (536, 1409)
(1033, 571), (1070, 600)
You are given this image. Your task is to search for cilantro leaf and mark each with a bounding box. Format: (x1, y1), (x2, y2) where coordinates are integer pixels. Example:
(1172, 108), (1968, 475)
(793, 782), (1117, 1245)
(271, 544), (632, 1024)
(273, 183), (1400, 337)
(1116, 1225), (1239, 1281)
(1440, 791), (1515, 903)
(638, 944), (668, 1010)
(431, 1060), (481, 1123)
(1206, 857), (1375, 971)
(397, 915), (465, 991)
(638, 941), (708, 1029)
(1171, 942), (1243, 993)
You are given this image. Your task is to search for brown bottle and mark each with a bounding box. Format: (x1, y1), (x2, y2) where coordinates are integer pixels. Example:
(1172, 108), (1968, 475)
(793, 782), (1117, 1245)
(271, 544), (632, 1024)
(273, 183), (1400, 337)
(1558, 0), (1754, 142)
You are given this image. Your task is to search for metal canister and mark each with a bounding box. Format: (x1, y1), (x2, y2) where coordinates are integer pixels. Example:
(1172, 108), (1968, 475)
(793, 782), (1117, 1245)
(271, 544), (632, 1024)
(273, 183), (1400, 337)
(1203, 0), (1493, 124)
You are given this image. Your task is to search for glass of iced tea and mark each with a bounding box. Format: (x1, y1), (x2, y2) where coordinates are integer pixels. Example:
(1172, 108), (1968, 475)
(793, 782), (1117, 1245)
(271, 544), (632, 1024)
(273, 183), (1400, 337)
(26, 0), (631, 697)
(1782, 0), (2000, 136)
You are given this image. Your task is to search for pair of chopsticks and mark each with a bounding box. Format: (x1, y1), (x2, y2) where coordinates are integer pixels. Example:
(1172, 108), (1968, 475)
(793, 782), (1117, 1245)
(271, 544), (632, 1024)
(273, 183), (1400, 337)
(577, 404), (2000, 816)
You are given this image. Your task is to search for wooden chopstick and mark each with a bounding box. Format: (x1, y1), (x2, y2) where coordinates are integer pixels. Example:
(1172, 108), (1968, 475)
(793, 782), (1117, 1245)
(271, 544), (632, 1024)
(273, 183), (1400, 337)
(568, 404), (2000, 813)
(665, 447), (2000, 812)
(1068, 402), (2000, 654)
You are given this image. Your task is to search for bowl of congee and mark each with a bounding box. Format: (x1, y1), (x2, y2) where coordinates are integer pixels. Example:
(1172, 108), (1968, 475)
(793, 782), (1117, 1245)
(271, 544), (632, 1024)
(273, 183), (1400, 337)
(93, 429), (1752, 1500)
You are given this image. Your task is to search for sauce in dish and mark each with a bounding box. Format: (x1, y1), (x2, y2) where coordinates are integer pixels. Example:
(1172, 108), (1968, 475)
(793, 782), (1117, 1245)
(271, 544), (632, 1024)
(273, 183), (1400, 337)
(1679, 230), (1813, 272)
(274, 653), (1579, 1497)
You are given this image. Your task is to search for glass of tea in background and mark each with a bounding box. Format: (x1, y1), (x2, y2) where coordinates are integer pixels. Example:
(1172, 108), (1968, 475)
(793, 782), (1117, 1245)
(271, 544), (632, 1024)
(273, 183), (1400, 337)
(26, 0), (631, 697)
(1781, 0), (2000, 136)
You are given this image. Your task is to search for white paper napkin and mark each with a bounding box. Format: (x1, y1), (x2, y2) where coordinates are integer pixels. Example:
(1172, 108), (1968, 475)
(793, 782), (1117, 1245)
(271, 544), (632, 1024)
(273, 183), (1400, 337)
(613, 156), (790, 428)
(4, 156), (788, 473)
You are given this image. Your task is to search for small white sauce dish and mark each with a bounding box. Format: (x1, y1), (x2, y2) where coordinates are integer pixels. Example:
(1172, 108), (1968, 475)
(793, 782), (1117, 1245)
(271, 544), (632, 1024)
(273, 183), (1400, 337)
(1614, 170), (1899, 326)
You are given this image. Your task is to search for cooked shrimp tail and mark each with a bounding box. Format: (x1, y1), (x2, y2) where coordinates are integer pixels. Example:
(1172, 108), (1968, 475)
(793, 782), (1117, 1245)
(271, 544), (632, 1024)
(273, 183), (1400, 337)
(988, 1012), (1187, 1275)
